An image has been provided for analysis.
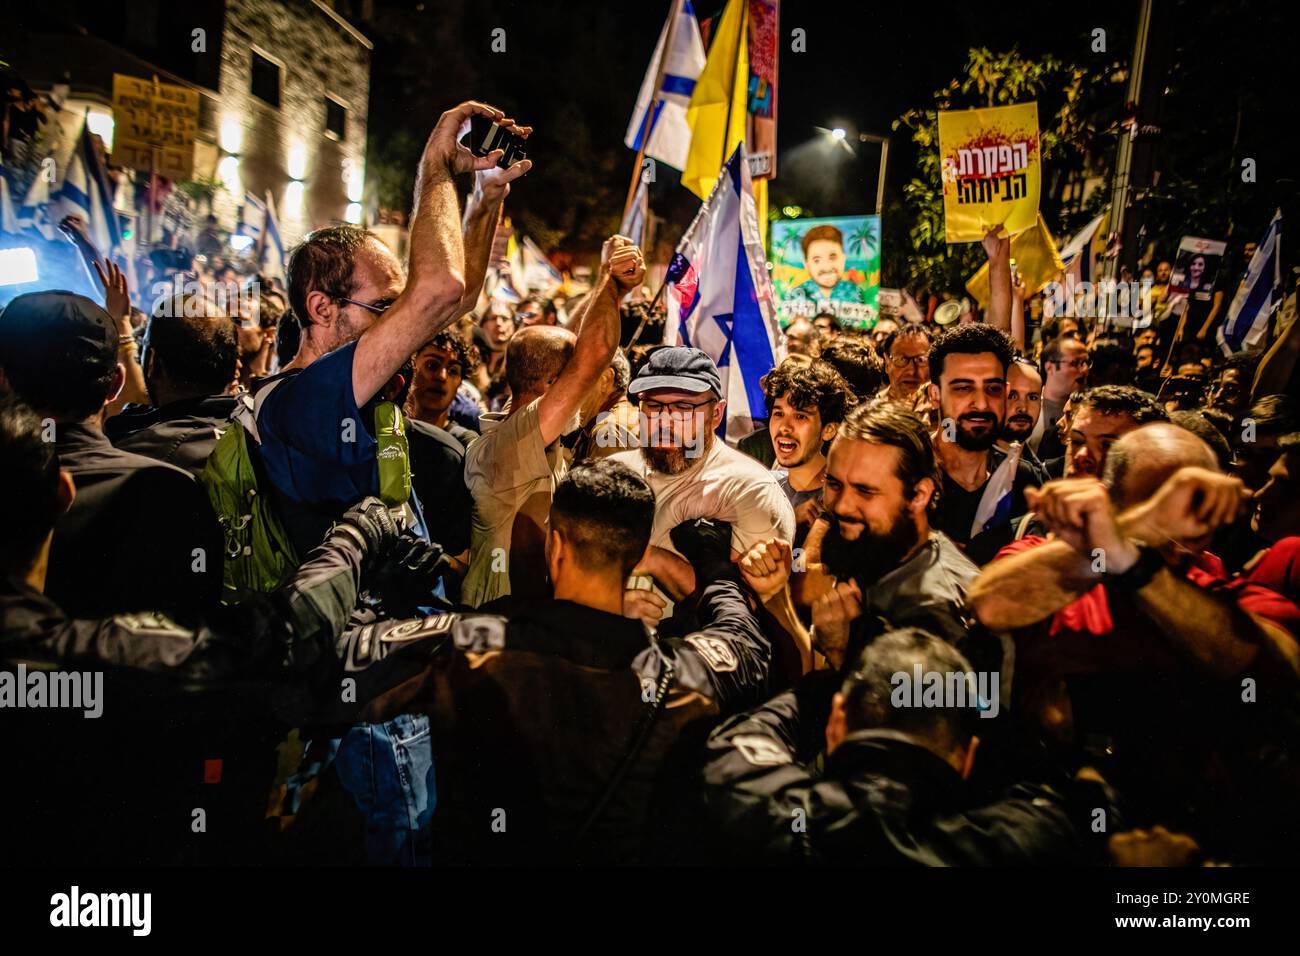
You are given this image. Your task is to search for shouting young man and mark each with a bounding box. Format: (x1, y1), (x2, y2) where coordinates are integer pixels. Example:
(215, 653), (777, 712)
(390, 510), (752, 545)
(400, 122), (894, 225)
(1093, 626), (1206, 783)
(764, 359), (856, 541)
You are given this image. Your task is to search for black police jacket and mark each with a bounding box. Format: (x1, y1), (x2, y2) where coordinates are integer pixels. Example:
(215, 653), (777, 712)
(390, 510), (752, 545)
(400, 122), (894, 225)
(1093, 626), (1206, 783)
(47, 422), (224, 619)
(106, 394), (239, 477)
(0, 519), (377, 865)
(701, 687), (1117, 866)
(337, 570), (772, 864)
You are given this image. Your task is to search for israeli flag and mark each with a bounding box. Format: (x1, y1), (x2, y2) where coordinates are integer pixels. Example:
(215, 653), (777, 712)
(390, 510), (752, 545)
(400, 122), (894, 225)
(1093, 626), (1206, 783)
(487, 273), (521, 305)
(57, 115), (122, 255)
(15, 163), (55, 238)
(239, 192), (267, 246)
(1219, 209), (1282, 356)
(624, 0), (707, 171)
(1060, 210), (1106, 285)
(972, 442), (1022, 539)
(260, 190), (287, 283)
(522, 236), (563, 292)
(665, 145), (782, 442)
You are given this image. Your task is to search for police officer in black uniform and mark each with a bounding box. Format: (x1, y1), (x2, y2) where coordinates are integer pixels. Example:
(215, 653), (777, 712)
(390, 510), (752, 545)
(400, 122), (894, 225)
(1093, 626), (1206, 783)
(701, 627), (1118, 865)
(0, 396), (424, 864)
(334, 458), (774, 864)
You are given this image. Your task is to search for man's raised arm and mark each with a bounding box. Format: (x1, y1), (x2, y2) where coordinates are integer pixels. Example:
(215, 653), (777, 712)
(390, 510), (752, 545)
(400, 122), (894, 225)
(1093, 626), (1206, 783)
(455, 137), (533, 320)
(352, 102), (529, 406)
(968, 479), (1114, 630)
(983, 226), (1012, 334)
(535, 236), (643, 445)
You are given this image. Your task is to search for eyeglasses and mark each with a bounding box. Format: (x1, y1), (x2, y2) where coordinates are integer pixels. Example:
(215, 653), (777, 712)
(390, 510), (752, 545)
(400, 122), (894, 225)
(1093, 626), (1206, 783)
(338, 296), (396, 316)
(889, 354), (929, 369)
(640, 398), (717, 415)
(1055, 358), (1091, 370)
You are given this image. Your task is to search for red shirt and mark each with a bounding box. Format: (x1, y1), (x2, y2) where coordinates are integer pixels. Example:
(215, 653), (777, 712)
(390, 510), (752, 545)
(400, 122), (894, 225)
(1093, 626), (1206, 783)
(995, 536), (1300, 640)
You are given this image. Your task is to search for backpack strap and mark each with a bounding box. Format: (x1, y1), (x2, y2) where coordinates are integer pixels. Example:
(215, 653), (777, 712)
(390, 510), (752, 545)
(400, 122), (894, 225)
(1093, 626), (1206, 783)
(241, 376), (286, 444)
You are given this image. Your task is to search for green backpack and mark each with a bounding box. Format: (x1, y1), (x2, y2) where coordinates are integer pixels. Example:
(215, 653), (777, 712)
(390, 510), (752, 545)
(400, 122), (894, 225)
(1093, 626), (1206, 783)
(199, 388), (300, 605)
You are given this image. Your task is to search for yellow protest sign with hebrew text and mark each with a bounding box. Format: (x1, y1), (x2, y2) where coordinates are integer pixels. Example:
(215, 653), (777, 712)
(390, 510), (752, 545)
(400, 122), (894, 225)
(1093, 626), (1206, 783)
(111, 74), (200, 181)
(938, 102), (1040, 243)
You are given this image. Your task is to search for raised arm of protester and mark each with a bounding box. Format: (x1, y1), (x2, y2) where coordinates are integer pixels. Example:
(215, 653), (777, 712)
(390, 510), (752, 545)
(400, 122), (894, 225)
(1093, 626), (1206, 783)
(536, 235), (642, 445)
(1009, 267), (1027, 353)
(1120, 467), (1300, 679)
(352, 101), (528, 407)
(739, 537), (812, 679)
(967, 478), (1115, 630)
(94, 257), (148, 415)
(971, 467), (1298, 679)
(456, 132), (533, 319)
(983, 226), (1012, 334)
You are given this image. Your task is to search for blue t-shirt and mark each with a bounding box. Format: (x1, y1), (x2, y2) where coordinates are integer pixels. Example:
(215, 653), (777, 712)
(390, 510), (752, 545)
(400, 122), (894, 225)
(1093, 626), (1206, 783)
(255, 341), (430, 547)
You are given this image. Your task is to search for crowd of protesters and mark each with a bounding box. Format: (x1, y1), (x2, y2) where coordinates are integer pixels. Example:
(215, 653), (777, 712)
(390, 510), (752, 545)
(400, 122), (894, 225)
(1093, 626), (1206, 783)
(2, 100), (1299, 868)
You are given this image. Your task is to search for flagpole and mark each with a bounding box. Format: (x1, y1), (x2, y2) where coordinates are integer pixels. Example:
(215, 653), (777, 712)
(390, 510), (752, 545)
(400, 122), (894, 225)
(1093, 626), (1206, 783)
(629, 280), (669, 346)
(621, 0), (684, 227)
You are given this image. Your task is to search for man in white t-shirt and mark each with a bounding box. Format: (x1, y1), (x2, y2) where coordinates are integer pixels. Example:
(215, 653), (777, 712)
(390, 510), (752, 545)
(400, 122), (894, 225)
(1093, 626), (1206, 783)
(463, 237), (644, 607)
(612, 347), (795, 625)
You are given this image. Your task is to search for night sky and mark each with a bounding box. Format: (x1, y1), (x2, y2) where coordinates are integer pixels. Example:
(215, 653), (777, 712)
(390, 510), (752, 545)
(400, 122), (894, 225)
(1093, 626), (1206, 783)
(352, 0), (1300, 274)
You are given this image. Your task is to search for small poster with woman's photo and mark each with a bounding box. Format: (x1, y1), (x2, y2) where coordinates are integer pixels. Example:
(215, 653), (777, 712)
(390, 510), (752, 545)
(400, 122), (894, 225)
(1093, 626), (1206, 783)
(1167, 236), (1227, 316)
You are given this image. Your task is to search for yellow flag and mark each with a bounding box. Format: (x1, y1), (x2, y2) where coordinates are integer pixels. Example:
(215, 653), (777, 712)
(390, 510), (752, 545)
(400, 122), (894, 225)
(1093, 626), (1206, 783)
(754, 178), (768, 255)
(966, 212), (1064, 307)
(681, 0), (749, 200)
(938, 102), (1041, 243)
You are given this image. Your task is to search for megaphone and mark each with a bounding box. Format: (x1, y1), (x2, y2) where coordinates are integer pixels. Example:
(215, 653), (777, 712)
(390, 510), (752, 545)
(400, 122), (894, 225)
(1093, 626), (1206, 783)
(934, 300), (962, 326)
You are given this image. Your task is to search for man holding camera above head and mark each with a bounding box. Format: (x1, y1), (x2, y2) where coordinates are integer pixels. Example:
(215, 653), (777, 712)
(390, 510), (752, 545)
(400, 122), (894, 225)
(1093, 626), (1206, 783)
(247, 101), (532, 865)
(254, 101), (531, 559)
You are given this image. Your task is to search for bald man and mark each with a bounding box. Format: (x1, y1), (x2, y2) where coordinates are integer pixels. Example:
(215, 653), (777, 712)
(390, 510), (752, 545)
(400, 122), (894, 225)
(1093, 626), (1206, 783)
(972, 422), (1298, 698)
(971, 424), (1300, 847)
(462, 238), (644, 606)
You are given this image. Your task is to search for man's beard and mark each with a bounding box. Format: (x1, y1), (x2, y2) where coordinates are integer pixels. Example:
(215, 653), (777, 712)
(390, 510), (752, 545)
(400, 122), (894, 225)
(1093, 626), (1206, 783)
(641, 425), (714, 475)
(1000, 415), (1034, 443)
(820, 506), (920, 587)
(953, 412), (999, 451)
(326, 311), (367, 353)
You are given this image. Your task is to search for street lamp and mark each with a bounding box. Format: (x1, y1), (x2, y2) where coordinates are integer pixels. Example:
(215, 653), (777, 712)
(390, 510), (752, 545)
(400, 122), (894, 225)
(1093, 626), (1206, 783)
(858, 131), (891, 218)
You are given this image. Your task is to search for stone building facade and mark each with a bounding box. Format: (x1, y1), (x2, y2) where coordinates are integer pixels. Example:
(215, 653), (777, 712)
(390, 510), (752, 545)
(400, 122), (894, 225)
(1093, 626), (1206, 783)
(212, 0), (372, 243)
(8, 0), (372, 247)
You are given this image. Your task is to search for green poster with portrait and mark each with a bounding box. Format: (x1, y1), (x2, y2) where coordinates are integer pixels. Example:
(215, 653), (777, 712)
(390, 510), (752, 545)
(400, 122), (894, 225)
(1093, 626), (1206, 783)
(770, 215), (881, 329)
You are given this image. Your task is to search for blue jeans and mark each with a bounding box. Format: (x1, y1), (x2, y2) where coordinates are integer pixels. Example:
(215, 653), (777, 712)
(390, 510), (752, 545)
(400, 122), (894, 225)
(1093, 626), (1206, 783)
(323, 715), (435, 866)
